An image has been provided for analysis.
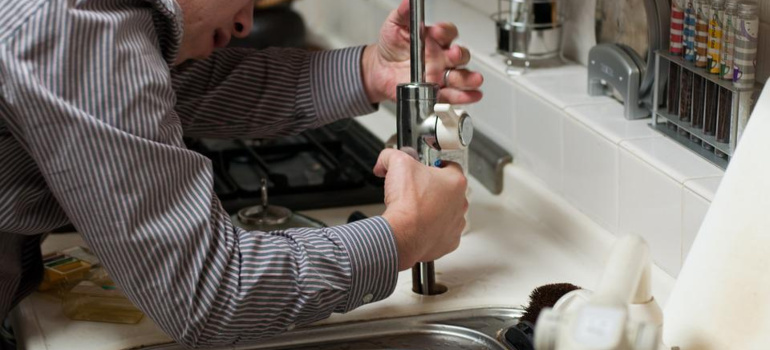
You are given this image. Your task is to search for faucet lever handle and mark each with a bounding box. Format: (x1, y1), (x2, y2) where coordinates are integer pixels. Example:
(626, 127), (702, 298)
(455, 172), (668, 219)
(434, 104), (473, 150)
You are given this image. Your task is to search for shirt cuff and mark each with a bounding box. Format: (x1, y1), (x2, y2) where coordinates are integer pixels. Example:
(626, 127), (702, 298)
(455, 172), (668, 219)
(309, 46), (379, 126)
(329, 216), (398, 312)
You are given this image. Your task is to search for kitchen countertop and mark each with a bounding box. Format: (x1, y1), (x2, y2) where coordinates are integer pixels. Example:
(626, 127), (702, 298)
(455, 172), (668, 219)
(11, 108), (676, 350)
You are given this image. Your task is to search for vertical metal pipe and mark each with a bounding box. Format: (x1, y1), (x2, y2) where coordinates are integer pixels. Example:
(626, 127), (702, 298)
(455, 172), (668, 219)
(410, 0), (426, 84)
(400, 0), (445, 296)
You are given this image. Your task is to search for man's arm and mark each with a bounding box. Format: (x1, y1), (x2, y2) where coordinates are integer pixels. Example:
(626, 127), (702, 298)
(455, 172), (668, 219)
(171, 47), (377, 139)
(0, 3), (396, 347)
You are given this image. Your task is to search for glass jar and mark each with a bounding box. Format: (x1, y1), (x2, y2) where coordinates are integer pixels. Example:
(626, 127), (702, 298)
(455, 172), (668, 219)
(670, 0), (686, 55)
(704, 81), (719, 136)
(716, 87), (733, 143)
(720, 0), (740, 80)
(694, 0), (711, 68)
(707, 0), (725, 74)
(684, 0), (698, 62)
(679, 69), (694, 122)
(733, 1), (759, 89)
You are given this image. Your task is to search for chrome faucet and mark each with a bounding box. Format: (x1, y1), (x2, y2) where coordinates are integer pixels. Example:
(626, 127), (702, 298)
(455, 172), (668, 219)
(397, 0), (474, 296)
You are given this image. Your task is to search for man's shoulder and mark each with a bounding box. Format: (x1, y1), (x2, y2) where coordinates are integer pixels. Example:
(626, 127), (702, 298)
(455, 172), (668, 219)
(0, 0), (48, 45)
(0, 0), (182, 65)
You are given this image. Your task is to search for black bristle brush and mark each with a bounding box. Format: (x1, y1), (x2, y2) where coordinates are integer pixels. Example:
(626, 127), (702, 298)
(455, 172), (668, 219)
(503, 283), (581, 350)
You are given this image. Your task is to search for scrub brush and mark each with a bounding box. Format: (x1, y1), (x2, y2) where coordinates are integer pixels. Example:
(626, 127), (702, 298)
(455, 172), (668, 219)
(503, 283), (581, 350)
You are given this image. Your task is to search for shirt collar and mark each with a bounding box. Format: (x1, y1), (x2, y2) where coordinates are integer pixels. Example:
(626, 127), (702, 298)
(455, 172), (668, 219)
(145, 0), (184, 66)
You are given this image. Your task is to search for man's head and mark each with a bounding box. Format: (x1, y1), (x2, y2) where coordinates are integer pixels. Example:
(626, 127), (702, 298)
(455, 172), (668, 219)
(174, 0), (254, 64)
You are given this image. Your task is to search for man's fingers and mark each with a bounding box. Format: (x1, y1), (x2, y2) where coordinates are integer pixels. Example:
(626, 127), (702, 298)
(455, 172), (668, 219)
(374, 148), (397, 177)
(373, 148), (418, 178)
(436, 160), (464, 174)
(427, 23), (459, 49)
(444, 45), (471, 67)
(393, 0), (411, 27)
(442, 68), (483, 90)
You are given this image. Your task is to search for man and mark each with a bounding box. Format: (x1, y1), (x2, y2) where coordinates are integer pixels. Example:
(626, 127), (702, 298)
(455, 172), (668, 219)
(0, 0), (483, 348)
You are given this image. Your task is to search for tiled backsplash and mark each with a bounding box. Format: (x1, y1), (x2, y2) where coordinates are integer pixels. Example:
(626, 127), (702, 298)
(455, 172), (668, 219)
(294, 0), (739, 278)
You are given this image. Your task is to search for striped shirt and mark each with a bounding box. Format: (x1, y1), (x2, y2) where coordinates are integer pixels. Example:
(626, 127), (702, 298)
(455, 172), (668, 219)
(0, 0), (398, 347)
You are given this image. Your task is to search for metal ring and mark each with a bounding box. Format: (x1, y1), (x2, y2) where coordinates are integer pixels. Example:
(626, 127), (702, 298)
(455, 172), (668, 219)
(442, 68), (453, 88)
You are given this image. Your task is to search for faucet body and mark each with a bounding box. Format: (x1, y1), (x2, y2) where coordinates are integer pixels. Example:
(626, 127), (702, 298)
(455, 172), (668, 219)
(397, 0), (472, 295)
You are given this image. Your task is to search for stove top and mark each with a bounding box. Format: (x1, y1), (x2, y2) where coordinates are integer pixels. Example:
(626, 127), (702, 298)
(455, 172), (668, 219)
(186, 120), (386, 214)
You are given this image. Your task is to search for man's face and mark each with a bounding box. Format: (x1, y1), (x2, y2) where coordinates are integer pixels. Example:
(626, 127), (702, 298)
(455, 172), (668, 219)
(175, 0), (254, 64)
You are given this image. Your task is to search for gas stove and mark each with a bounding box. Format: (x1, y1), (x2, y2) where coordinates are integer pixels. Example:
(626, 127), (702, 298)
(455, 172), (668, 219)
(185, 120), (386, 214)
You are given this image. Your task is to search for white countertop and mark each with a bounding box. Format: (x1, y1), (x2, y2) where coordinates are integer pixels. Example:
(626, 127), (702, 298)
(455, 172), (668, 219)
(11, 108), (675, 350)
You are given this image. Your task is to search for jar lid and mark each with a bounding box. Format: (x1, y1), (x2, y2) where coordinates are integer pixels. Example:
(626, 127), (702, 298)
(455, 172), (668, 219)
(724, 0), (740, 10)
(738, 1), (759, 12)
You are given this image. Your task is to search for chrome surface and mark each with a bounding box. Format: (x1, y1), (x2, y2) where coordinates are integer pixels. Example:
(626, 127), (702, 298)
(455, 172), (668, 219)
(396, 84), (439, 158)
(145, 307), (524, 350)
(410, 0), (426, 84)
(493, 0), (565, 65)
(237, 205), (291, 226)
(458, 112), (474, 147)
(467, 131), (513, 195)
(237, 179), (292, 226)
(495, 21), (563, 60)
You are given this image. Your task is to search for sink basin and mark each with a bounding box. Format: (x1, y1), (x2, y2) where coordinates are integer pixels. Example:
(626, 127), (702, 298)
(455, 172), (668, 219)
(147, 308), (523, 350)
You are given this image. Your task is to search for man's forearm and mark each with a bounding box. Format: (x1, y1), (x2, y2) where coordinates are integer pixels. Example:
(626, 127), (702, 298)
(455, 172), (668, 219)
(172, 46), (378, 139)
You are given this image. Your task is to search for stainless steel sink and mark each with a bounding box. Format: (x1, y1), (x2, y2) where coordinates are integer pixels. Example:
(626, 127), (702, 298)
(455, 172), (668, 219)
(147, 308), (523, 350)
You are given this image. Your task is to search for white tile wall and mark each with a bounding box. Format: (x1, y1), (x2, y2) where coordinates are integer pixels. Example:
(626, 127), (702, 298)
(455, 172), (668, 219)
(464, 61), (518, 153)
(514, 87), (565, 192)
(684, 176), (723, 201)
(518, 65), (615, 109)
(565, 103), (660, 144)
(682, 188), (710, 263)
(619, 148), (684, 277)
(620, 138), (724, 184)
(563, 117), (619, 232)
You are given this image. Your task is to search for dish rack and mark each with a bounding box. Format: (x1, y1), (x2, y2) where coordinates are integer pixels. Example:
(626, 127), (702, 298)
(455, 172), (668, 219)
(652, 50), (762, 169)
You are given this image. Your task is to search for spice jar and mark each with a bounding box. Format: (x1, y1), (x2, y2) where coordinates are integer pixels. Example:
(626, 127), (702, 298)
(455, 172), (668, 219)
(733, 1), (759, 89)
(671, 0), (686, 55)
(695, 0), (710, 68)
(684, 0), (698, 61)
(691, 75), (706, 129)
(668, 65), (681, 116)
(704, 82), (719, 136)
(720, 0), (740, 80)
(707, 0), (725, 74)
(716, 87), (732, 143)
(679, 69), (694, 122)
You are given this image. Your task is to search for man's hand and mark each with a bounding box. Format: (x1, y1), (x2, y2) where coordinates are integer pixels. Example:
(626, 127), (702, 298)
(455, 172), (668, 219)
(362, 0), (484, 105)
(374, 149), (468, 271)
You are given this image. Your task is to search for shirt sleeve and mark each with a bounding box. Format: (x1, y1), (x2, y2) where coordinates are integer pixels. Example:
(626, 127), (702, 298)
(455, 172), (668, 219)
(171, 46), (378, 139)
(0, 3), (397, 348)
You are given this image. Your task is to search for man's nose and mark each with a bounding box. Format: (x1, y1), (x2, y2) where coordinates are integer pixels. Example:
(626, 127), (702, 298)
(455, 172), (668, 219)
(233, 5), (254, 39)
